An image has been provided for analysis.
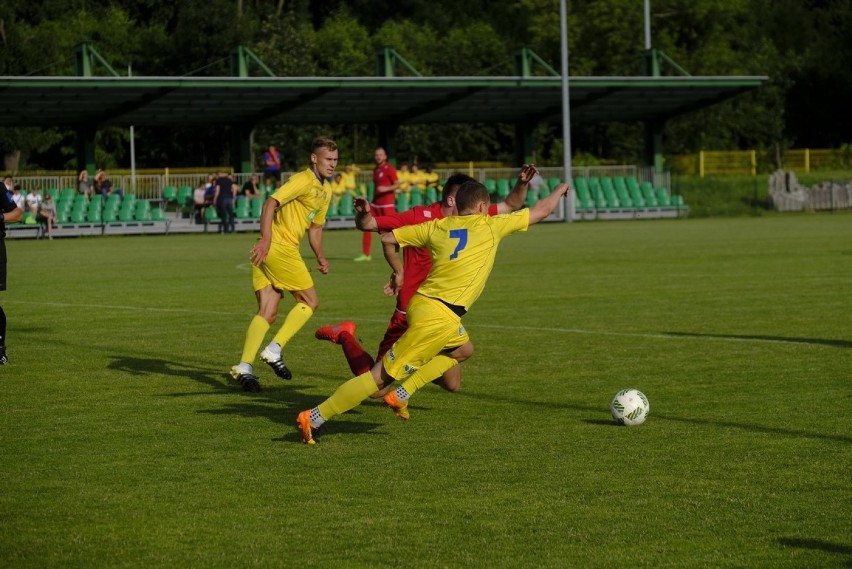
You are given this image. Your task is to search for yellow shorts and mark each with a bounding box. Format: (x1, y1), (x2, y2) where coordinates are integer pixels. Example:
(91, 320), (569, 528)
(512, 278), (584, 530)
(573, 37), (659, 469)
(252, 243), (313, 292)
(382, 294), (470, 380)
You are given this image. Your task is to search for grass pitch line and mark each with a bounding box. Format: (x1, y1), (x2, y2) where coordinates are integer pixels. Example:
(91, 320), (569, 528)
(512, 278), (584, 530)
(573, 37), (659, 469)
(7, 299), (838, 348)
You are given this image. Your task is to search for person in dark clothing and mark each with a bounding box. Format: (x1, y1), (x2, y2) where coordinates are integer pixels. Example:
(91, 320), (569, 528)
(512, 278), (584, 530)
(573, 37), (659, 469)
(0, 187), (24, 363)
(213, 172), (237, 233)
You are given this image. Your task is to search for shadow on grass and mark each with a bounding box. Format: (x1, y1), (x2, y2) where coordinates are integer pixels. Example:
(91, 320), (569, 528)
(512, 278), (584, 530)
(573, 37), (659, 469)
(665, 331), (852, 349)
(107, 355), (392, 443)
(456, 391), (852, 444)
(107, 355), (225, 390)
(776, 537), (852, 566)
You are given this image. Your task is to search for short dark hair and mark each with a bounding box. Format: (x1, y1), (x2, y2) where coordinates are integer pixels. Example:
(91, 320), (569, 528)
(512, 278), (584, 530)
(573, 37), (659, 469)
(440, 173), (475, 206)
(455, 180), (491, 213)
(312, 136), (338, 153)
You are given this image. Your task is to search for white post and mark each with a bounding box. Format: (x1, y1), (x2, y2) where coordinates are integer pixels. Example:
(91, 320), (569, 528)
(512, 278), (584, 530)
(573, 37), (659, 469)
(560, 0), (574, 222)
(128, 64), (136, 194)
(644, 0), (652, 50)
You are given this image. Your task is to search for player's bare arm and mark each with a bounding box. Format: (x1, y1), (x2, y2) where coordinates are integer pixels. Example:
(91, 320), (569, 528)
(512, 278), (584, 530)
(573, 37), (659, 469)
(375, 180), (400, 195)
(249, 196), (280, 266)
(498, 163), (539, 214)
(308, 223), (329, 274)
(380, 232), (404, 296)
(528, 183), (571, 224)
(354, 197), (378, 231)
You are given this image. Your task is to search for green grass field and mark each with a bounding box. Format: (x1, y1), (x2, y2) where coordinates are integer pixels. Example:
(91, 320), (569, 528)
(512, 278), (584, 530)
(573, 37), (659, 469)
(2, 213), (850, 568)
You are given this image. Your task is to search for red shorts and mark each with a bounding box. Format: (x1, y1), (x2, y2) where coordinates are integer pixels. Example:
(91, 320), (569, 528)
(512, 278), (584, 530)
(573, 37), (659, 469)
(376, 309), (408, 362)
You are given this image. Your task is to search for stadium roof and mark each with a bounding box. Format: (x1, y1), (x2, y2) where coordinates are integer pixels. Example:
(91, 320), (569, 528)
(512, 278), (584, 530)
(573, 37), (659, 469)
(0, 75), (766, 128)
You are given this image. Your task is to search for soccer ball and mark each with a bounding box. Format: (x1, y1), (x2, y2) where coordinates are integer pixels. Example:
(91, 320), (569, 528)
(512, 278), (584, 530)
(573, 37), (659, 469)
(610, 388), (650, 426)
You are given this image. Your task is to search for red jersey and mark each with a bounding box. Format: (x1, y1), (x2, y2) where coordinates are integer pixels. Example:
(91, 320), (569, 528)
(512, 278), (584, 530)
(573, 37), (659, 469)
(372, 161), (398, 209)
(375, 202), (499, 311)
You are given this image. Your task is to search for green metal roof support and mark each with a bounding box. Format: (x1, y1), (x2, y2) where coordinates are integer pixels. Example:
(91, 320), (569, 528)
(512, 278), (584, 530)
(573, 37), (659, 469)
(230, 45), (277, 78)
(513, 48), (557, 167)
(229, 46), (275, 174)
(74, 42), (120, 78)
(514, 48), (560, 77)
(642, 47), (691, 172)
(376, 47), (423, 78)
(74, 43), (119, 175)
(375, 47), (421, 165)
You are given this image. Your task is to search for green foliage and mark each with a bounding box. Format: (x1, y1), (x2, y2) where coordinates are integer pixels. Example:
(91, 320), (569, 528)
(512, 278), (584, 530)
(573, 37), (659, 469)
(2, 215), (850, 566)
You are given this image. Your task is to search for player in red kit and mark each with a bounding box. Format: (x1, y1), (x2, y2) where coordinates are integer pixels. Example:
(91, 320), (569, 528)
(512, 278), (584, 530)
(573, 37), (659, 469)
(354, 147), (399, 261)
(317, 165), (540, 395)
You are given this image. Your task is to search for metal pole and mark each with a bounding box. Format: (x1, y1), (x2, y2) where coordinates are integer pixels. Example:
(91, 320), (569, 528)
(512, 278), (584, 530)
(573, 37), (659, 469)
(128, 64), (136, 194)
(560, 0), (574, 222)
(644, 0), (652, 50)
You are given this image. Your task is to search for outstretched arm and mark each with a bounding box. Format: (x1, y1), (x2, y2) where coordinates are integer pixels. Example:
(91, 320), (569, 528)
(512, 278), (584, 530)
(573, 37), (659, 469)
(528, 183), (571, 225)
(497, 163), (539, 214)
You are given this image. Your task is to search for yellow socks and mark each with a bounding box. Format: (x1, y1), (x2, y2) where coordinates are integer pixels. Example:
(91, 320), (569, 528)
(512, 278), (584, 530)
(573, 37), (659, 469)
(317, 371), (378, 421)
(272, 303), (314, 348)
(399, 355), (458, 398)
(240, 315), (270, 364)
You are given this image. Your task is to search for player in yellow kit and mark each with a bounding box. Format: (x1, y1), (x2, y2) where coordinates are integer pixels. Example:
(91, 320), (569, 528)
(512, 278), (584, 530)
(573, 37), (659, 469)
(230, 136), (337, 391)
(297, 179), (571, 443)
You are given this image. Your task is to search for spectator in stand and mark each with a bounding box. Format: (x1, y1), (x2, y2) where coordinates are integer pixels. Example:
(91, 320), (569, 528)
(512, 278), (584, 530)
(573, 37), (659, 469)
(424, 165), (440, 191)
(10, 185), (24, 211)
(204, 174), (216, 207)
(94, 170), (122, 201)
(262, 177), (276, 198)
(193, 178), (208, 223)
(242, 174), (261, 198)
(213, 172), (237, 233)
(330, 173), (346, 211)
(355, 147), (399, 262)
(409, 163), (427, 192)
(263, 145), (282, 182)
(37, 193), (57, 239)
(397, 163), (411, 195)
(25, 186), (42, 217)
(78, 170), (94, 199)
(341, 164), (359, 197)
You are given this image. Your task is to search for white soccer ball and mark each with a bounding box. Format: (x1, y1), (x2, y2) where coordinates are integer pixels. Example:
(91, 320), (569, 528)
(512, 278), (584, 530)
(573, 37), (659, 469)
(610, 388), (650, 426)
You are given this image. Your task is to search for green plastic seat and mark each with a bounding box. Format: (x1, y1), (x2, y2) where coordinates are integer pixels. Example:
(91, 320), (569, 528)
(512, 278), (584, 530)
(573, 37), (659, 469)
(250, 197), (264, 218)
(483, 179), (497, 193)
(587, 177), (607, 208)
(176, 186), (193, 207)
(655, 186), (672, 207)
(572, 177), (593, 210)
(162, 186), (177, 203)
(205, 206), (220, 222)
(150, 207), (166, 221)
(640, 181), (659, 207)
(496, 179), (510, 198)
(625, 176), (646, 207)
(134, 201), (151, 221)
(338, 194), (354, 216)
(425, 187), (438, 205)
(410, 188), (423, 207)
(600, 177), (621, 208)
(396, 191), (410, 212)
(613, 177), (633, 207)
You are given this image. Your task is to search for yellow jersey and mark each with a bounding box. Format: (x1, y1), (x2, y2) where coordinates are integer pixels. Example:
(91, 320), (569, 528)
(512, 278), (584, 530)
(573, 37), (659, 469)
(269, 168), (332, 247)
(341, 171), (357, 193)
(392, 209), (530, 310)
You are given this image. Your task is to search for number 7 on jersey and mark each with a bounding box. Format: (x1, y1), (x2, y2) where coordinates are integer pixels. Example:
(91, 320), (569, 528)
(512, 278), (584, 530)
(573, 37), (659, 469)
(449, 229), (468, 260)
